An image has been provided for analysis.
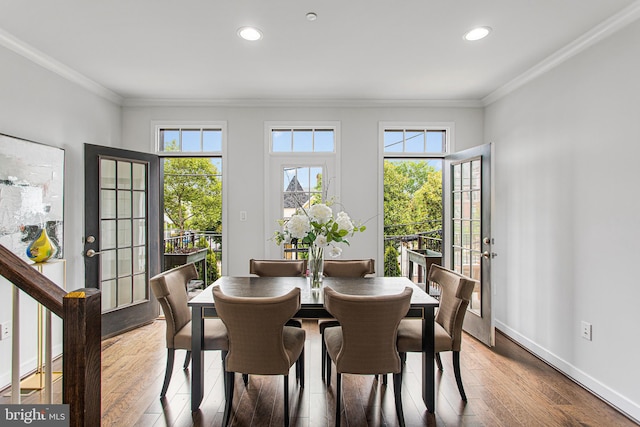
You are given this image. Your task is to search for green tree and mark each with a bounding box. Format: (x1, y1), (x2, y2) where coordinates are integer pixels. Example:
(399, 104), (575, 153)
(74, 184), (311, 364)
(384, 244), (401, 277)
(383, 162), (413, 236)
(164, 157), (222, 232)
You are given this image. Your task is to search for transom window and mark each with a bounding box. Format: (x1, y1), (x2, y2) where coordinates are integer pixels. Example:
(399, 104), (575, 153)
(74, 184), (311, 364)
(159, 127), (223, 154)
(271, 128), (335, 153)
(384, 129), (447, 154)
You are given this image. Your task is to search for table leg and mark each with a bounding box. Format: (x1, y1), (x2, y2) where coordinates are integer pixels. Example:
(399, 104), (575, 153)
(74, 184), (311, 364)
(422, 307), (435, 413)
(191, 306), (204, 411)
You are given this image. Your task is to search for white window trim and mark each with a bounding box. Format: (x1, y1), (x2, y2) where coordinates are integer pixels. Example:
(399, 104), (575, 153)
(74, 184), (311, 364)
(377, 121), (455, 267)
(151, 120), (227, 156)
(264, 121), (341, 257)
(151, 120), (228, 274)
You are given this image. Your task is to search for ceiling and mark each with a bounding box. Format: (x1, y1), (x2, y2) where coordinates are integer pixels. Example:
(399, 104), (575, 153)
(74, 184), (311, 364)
(1, 0), (639, 105)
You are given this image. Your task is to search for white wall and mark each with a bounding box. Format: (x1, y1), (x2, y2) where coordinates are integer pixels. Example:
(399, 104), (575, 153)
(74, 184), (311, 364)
(122, 105), (483, 275)
(485, 19), (640, 421)
(0, 46), (121, 388)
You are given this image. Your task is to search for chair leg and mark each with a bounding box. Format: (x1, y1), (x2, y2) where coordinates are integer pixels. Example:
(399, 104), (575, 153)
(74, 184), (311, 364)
(242, 373), (249, 386)
(321, 334), (327, 380)
(435, 352), (443, 371)
(298, 348), (305, 387)
(453, 351), (467, 401)
(393, 372), (406, 427)
(326, 352), (332, 386)
(160, 348), (175, 398)
(222, 371), (235, 426)
(221, 351), (228, 397)
(183, 350), (191, 369)
(335, 373), (342, 427)
(284, 374), (290, 427)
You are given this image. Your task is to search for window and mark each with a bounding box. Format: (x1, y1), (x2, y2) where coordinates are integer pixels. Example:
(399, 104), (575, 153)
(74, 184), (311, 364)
(384, 129), (447, 154)
(159, 127), (223, 154)
(381, 123), (451, 279)
(271, 127), (335, 153)
(155, 123), (226, 281)
(264, 122), (339, 259)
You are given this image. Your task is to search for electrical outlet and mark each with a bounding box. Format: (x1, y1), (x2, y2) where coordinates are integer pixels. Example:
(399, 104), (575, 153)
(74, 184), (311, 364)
(581, 321), (592, 341)
(0, 321), (10, 340)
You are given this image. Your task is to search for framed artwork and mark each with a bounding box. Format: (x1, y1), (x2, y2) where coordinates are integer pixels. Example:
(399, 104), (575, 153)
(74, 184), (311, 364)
(0, 133), (65, 260)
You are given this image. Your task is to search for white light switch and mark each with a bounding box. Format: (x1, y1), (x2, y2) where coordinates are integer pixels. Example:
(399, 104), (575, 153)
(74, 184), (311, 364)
(240, 211), (247, 221)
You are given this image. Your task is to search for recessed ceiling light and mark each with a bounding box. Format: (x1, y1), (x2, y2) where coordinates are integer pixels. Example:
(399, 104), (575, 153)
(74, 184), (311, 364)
(306, 12), (317, 21)
(238, 27), (263, 41)
(463, 26), (492, 41)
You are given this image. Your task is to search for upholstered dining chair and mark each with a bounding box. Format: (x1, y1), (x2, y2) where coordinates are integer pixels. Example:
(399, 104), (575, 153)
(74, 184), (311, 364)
(248, 258), (304, 327)
(396, 264), (476, 401)
(249, 258), (307, 277)
(322, 258), (375, 277)
(323, 286), (412, 427)
(319, 258), (375, 379)
(150, 263), (228, 398)
(213, 285), (306, 427)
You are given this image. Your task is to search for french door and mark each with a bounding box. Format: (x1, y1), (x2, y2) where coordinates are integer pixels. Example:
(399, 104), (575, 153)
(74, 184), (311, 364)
(445, 143), (494, 347)
(84, 144), (161, 337)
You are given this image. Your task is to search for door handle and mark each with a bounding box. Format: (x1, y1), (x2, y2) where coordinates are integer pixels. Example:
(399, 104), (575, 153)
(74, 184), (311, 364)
(85, 249), (103, 258)
(482, 251), (497, 259)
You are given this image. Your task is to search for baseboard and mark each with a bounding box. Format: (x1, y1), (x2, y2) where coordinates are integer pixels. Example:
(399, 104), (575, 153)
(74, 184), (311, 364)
(496, 320), (640, 424)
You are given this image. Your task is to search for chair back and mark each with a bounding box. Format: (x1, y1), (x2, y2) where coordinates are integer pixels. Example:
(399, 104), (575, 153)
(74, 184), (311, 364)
(249, 259), (307, 277)
(323, 259), (375, 277)
(323, 286), (412, 375)
(150, 263), (198, 348)
(429, 264), (476, 351)
(212, 285), (301, 375)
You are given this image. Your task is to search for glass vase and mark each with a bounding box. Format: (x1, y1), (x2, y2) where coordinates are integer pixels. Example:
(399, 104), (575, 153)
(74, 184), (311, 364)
(308, 244), (324, 290)
(26, 227), (54, 263)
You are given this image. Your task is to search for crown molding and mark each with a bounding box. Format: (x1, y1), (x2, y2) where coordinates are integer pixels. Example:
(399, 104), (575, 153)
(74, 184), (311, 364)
(0, 27), (123, 105)
(122, 97), (484, 108)
(482, 0), (640, 106)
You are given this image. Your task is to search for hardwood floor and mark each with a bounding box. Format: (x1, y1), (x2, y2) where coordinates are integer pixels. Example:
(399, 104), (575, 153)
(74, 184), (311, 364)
(2, 319), (637, 426)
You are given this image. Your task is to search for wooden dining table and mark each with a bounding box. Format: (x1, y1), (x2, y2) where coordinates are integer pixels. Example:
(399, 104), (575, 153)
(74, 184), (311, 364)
(188, 276), (440, 413)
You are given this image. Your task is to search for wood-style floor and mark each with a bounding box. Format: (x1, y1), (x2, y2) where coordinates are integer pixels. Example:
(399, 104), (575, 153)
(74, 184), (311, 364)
(3, 319), (637, 426)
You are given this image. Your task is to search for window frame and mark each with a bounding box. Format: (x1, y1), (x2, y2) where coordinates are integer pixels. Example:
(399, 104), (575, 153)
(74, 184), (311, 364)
(152, 120), (228, 274)
(378, 121), (454, 274)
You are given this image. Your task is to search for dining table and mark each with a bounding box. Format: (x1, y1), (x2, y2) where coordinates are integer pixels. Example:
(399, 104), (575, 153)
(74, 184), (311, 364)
(188, 276), (440, 413)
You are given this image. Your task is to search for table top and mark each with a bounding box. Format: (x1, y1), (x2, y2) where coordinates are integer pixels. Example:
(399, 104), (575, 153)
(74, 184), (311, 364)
(188, 276), (439, 309)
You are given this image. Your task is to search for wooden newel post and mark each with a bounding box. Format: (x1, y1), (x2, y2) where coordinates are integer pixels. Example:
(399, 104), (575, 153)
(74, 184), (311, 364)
(63, 289), (101, 427)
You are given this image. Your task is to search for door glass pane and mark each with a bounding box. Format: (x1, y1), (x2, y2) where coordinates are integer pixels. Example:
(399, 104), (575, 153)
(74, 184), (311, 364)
(102, 280), (116, 311)
(132, 163), (146, 190)
(117, 191), (131, 218)
(101, 220), (116, 250)
(117, 277), (132, 305)
(101, 159), (116, 188)
(133, 247), (146, 274)
(101, 249), (117, 281)
(101, 190), (116, 219)
(133, 191), (145, 217)
(452, 158), (482, 315)
(133, 274), (146, 302)
(117, 161), (132, 189)
(133, 219), (146, 246)
(118, 220), (132, 247)
(98, 157), (150, 313)
(118, 248), (132, 276)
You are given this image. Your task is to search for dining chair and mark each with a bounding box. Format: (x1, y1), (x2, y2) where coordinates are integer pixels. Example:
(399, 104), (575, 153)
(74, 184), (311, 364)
(150, 263), (228, 398)
(249, 258), (307, 277)
(213, 285), (306, 427)
(396, 264), (476, 401)
(323, 286), (412, 427)
(319, 258), (375, 379)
